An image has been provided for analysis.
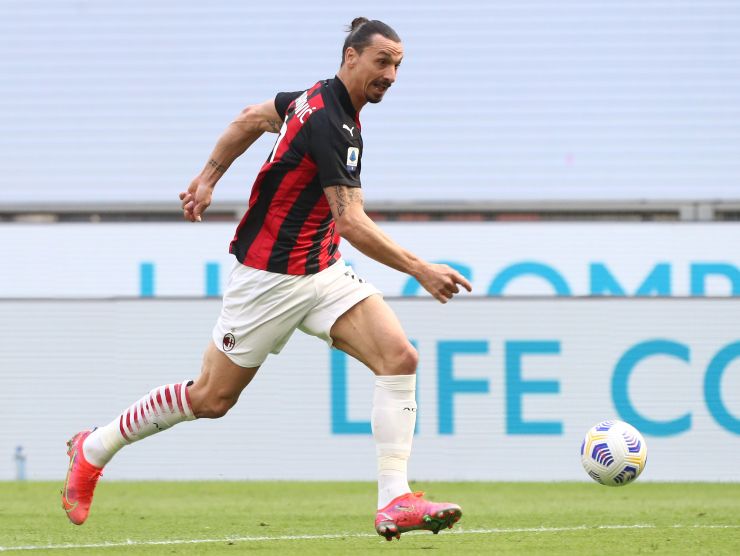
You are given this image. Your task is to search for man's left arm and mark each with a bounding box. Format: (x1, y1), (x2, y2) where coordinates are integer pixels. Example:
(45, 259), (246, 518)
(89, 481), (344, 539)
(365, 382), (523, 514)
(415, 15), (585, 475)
(324, 185), (471, 304)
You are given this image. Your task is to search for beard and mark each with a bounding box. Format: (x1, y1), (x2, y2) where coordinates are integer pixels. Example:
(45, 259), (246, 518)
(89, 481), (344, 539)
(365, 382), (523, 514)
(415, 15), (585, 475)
(366, 80), (392, 103)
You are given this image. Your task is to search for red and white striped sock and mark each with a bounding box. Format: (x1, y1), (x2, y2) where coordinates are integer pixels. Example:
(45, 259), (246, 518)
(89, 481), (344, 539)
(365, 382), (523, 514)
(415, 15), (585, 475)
(82, 381), (195, 467)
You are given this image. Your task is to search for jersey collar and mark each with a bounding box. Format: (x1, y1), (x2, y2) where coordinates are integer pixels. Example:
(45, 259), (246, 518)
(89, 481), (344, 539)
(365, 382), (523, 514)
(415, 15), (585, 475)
(330, 76), (357, 119)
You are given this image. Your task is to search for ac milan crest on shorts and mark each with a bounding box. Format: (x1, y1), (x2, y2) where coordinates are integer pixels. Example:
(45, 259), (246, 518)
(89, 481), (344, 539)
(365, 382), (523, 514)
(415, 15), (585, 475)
(212, 258), (380, 368)
(222, 333), (236, 352)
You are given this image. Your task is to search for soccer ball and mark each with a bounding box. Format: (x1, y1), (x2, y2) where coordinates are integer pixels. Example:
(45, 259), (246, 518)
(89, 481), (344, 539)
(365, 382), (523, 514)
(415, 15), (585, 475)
(580, 420), (647, 486)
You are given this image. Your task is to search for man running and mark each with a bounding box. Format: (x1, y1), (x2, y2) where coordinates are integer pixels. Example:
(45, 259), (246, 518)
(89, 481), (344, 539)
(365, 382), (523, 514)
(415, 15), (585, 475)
(62, 17), (471, 541)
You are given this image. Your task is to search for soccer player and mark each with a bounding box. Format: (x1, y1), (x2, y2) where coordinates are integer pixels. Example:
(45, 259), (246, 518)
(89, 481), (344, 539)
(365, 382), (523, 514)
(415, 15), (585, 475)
(62, 17), (471, 541)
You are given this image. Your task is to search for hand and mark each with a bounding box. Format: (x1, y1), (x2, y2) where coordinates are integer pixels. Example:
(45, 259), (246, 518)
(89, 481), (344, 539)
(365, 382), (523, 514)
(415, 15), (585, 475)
(415, 263), (473, 304)
(179, 179), (213, 222)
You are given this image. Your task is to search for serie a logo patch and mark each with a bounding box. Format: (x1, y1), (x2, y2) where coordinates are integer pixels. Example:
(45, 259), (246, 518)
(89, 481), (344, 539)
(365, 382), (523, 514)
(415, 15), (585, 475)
(346, 147), (359, 171)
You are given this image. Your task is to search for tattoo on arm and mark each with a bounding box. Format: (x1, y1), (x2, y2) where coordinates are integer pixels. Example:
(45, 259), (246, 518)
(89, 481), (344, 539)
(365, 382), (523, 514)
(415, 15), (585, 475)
(331, 186), (363, 218)
(267, 119), (282, 133)
(348, 187), (364, 207)
(333, 186), (348, 217)
(208, 159), (228, 173)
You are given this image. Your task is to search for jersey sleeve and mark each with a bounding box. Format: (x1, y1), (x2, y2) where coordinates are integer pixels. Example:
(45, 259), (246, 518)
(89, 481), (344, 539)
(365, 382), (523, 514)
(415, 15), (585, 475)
(308, 111), (362, 188)
(274, 91), (304, 118)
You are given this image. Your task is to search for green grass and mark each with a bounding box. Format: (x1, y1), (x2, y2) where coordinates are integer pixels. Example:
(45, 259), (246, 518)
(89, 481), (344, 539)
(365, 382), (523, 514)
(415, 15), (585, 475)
(1, 482), (738, 555)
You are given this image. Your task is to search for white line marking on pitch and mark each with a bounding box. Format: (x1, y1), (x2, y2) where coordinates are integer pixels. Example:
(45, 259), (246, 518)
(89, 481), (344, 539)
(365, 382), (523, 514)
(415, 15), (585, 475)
(1, 524), (738, 552)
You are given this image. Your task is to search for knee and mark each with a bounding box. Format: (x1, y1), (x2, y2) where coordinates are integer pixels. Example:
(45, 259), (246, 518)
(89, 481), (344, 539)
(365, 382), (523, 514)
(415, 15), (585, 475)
(384, 342), (418, 375)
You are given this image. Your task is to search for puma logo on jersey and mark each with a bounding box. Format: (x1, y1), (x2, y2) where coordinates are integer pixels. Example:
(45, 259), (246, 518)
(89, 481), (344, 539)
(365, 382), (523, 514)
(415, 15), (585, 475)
(342, 124), (355, 137)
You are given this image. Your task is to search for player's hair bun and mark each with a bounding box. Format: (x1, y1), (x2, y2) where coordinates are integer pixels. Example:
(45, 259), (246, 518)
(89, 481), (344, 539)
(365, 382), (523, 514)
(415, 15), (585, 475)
(348, 17), (369, 32)
(340, 18), (400, 65)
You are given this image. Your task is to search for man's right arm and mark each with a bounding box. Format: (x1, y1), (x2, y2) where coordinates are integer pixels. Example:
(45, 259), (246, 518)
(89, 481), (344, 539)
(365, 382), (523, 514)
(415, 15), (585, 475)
(180, 99), (283, 222)
(195, 99), (283, 189)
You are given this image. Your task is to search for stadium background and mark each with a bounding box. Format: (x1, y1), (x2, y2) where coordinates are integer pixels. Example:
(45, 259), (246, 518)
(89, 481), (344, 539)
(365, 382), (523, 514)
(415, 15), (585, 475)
(1, 0), (738, 485)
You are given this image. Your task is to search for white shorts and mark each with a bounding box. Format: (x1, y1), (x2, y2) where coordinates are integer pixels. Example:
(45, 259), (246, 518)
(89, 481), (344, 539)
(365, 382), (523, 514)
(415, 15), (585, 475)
(212, 258), (381, 368)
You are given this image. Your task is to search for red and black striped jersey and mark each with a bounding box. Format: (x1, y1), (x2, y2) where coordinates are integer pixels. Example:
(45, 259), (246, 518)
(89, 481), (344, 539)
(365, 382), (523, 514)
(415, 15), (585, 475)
(229, 77), (363, 275)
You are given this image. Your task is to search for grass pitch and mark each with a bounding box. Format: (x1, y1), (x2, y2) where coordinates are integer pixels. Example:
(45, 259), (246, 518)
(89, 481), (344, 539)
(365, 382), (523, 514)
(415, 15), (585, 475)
(0, 482), (738, 555)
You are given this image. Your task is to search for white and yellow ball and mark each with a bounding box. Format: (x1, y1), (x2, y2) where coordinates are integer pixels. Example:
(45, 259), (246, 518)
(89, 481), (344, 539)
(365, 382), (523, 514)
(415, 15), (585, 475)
(581, 420), (647, 486)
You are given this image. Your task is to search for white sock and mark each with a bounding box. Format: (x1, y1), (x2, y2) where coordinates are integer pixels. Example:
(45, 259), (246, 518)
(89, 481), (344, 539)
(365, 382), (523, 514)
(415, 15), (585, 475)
(372, 374), (416, 509)
(83, 380), (195, 468)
